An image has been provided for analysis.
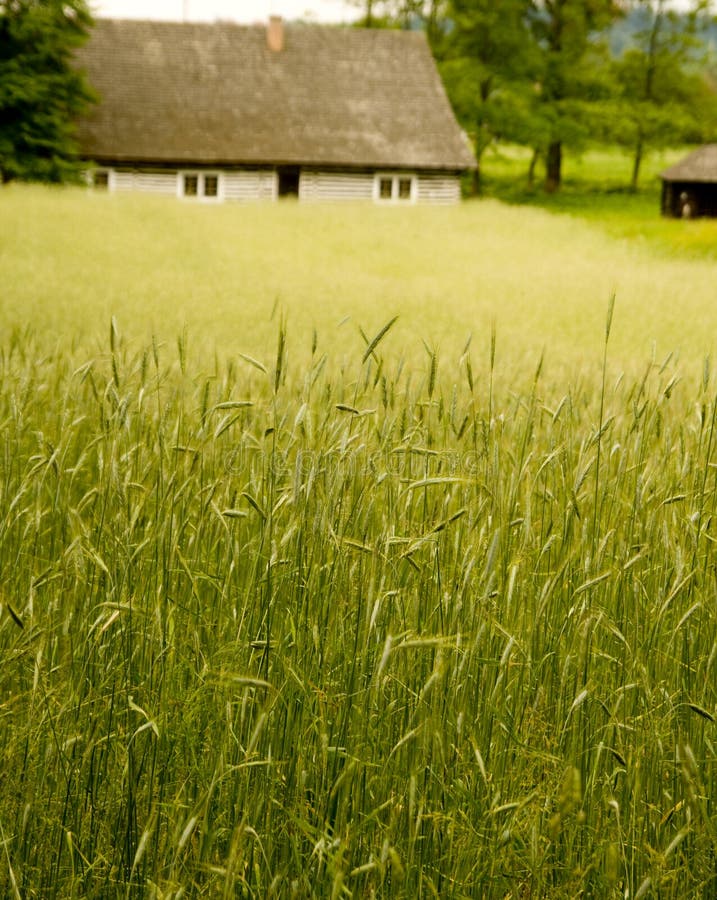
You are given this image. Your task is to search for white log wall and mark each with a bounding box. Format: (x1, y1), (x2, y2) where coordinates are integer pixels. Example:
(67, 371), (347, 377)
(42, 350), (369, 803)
(299, 172), (374, 202)
(416, 174), (461, 204)
(223, 170), (276, 201)
(302, 172), (461, 204)
(97, 169), (462, 204)
(113, 171), (177, 194)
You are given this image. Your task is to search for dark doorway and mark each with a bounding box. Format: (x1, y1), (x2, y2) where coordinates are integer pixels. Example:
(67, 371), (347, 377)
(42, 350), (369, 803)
(662, 180), (717, 218)
(277, 166), (300, 197)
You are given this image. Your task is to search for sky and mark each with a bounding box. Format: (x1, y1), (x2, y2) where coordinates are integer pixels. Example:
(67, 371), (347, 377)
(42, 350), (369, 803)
(92, 0), (362, 24)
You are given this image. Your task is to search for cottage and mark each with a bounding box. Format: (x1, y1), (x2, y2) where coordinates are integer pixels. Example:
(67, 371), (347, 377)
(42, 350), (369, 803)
(660, 145), (717, 218)
(75, 17), (475, 204)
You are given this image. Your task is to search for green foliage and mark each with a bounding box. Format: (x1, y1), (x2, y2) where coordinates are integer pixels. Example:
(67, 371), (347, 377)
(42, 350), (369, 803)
(0, 0), (95, 183)
(350, 0), (449, 41)
(437, 0), (717, 192)
(439, 0), (626, 192)
(609, 0), (717, 188)
(530, 0), (624, 190)
(440, 0), (540, 190)
(347, 0), (395, 27)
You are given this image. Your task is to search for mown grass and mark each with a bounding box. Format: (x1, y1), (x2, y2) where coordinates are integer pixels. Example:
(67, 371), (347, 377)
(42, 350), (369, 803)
(480, 144), (717, 261)
(1, 184), (717, 896)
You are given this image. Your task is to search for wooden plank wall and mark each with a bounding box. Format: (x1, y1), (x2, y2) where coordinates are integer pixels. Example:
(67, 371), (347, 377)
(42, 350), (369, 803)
(113, 171), (177, 194)
(300, 172), (374, 202)
(416, 175), (461, 204)
(223, 171), (276, 201)
(98, 169), (462, 203)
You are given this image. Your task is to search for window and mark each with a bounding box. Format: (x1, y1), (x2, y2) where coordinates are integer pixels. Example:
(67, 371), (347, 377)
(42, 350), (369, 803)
(180, 172), (221, 200)
(379, 177), (393, 200)
(374, 173), (416, 203)
(93, 170), (109, 190)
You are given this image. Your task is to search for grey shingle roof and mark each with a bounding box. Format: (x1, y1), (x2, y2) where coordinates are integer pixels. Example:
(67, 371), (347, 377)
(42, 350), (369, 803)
(75, 18), (476, 171)
(661, 145), (717, 183)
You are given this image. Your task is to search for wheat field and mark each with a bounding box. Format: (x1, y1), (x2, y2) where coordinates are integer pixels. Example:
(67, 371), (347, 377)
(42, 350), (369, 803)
(1, 186), (716, 897)
(2, 184), (717, 375)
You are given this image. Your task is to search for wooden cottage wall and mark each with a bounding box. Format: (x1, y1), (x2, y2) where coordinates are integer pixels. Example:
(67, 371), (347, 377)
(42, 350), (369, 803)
(300, 171), (461, 203)
(416, 174), (461, 204)
(113, 171), (177, 194)
(93, 168), (463, 204)
(77, 22), (478, 203)
(299, 172), (374, 201)
(223, 170), (277, 201)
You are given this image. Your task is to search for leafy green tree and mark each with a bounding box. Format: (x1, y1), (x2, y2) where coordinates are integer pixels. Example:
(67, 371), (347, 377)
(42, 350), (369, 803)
(440, 0), (624, 192)
(349, 0), (392, 26)
(440, 0), (540, 192)
(351, 0), (448, 43)
(611, 0), (715, 190)
(382, 0), (448, 45)
(0, 0), (95, 183)
(531, 0), (623, 191)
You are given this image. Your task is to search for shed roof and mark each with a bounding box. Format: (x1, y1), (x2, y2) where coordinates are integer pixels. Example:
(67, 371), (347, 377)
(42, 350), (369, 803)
(75, 18), (475, 171)
(661, 145), (717, 183)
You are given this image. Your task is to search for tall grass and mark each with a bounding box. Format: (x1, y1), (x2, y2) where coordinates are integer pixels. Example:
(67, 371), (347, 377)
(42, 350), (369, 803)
(2, 185), (717, 380)
(1, 318), (716, 897)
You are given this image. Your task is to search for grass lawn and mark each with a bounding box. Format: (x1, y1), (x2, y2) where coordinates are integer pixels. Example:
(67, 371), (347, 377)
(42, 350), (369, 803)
(481, 143), (717, 260)
(1, 179), (717, 897)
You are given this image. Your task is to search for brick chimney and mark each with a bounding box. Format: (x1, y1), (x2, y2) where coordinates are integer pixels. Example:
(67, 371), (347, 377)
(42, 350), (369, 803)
(267, 16), (284, 53)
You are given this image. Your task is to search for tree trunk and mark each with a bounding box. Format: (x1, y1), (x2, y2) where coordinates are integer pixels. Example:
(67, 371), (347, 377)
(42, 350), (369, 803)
(545, 142), (561, 193)
(426, 0), (440, 47)
(631, 136), (643, 192)
(470, 164), (481, 196)
(527, 149), (540, 187)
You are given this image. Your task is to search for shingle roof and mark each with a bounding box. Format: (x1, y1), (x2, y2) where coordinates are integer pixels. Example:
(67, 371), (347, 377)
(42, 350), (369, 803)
(661, 145), (717, 183)
(75, 18), (475, 171)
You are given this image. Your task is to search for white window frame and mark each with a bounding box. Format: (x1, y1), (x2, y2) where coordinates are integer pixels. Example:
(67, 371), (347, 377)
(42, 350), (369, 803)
(178, 171), (224, 202)
(373, 173), (417, 204)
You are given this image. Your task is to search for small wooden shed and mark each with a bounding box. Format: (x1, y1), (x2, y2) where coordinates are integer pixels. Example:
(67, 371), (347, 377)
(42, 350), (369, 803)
(75, 18), (475, 204)
(661, 145), (717, 218)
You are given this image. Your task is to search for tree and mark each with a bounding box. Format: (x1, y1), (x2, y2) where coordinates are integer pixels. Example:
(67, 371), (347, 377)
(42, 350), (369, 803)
(611, 0), (716, 190)
(441, 0), (540, 192)
(350, 0), (448, 42)
(383, 0), (449, 45)
(349, 0), (392, 27)
(0, 0), (95, 183)
(530, 0), (623, 191)
(441, 0), (624, 192)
